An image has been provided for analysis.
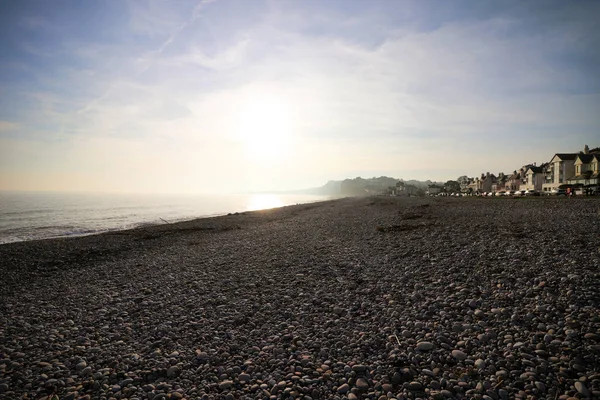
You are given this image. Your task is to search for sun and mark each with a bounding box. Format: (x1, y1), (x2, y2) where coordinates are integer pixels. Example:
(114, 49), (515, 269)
(236, 93), (294, 161)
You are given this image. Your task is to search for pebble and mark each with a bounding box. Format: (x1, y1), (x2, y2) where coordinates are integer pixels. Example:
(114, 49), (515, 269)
(356, 378), (369, 390)
(452, 350), (467, 361)
(337, 383), (349, 394)
(352, 364), (367, 373)
(416, 341), (434, 351)
(219, 380), (233, 390)
(575, 382), (590, 397)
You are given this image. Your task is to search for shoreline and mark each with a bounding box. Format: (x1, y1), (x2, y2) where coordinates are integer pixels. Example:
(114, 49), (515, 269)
(0, 194), (338, 246)
(1, 196), (599, 399)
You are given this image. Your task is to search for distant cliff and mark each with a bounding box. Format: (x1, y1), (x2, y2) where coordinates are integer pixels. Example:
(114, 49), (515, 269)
(302, 177), (440, 196)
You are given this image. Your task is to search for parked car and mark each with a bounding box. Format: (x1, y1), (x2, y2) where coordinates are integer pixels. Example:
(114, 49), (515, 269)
(524, 189), (539, 196)
(496, 191), (506, 196)
(551, 188), (567, 196)
(506, 190), (516, 196)
(516, 190), (526, 196)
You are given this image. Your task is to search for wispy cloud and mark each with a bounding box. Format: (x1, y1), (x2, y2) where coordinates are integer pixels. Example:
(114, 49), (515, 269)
(0, 121), (19, 132)
(0, 0), (598, 192)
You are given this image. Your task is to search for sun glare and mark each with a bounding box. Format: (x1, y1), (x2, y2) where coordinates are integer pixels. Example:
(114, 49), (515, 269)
(236, 93), (294, 160)
(246, 194), (285, 211)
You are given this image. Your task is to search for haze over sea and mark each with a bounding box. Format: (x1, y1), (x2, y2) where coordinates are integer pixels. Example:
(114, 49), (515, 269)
(0, 191), (330, 244)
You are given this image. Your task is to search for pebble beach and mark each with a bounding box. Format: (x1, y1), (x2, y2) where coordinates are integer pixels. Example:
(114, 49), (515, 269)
(1, 196), (599, 400)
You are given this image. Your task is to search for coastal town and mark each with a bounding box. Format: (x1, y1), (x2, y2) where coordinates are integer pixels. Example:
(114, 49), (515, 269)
(391, 145), (600, 197)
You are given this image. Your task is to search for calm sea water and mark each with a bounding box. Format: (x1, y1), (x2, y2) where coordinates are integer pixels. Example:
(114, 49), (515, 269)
(0, 191), (331, 244)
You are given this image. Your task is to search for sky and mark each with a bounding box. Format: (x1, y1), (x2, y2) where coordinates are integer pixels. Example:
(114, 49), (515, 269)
(0, 0), (599, 194)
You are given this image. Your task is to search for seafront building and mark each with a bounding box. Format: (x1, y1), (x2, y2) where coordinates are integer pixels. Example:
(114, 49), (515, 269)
(385, 145), (598, 197)
(522, 164), (547, 192)
(464, 145), (599, 196)
(568, 153), (600, 188)
(542, 153), (578, 193)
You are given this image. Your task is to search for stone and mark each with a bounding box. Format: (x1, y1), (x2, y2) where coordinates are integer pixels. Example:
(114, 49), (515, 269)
(391, 372), (404, 385)
(337, 383), (349, 394)
(416, 341), (434, 351)
(219, 380), (233, 390)
(535, 381), (546, 393)
(575, 382), (590, 397)
(356, 378), (369, 390)
(408, 381), (423, 391)
(120, 378), (133, 387)
(352, 364), (367, 373)
(452, 350), (467, 361)
(238, 373), (251, 383)
(584, 333), (599, 341)
(498, 388), (508, 400)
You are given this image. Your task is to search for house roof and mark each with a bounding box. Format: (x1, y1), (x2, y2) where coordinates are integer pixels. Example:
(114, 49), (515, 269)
(575, 154), (595, 164)
(527, 166), (544, 173)
(552, 153), (578, 161)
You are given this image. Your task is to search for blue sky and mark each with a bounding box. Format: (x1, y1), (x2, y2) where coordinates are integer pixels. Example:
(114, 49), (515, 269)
(1, 0), (598, 193)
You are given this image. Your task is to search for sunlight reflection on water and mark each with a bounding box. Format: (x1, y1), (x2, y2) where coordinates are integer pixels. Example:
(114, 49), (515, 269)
(246, 194), (285, 211)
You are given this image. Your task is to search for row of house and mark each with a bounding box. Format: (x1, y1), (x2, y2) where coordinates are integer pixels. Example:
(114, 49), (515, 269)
(455, 145), (600, 195)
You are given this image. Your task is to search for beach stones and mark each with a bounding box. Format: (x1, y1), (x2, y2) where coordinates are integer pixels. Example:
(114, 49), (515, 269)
(2, 196), (599, 399)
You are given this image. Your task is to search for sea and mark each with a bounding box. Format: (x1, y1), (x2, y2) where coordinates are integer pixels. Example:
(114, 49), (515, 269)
(0, 191), (332, 244)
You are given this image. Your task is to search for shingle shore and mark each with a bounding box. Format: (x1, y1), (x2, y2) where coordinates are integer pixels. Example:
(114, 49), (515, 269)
(1, 196), (599, 400)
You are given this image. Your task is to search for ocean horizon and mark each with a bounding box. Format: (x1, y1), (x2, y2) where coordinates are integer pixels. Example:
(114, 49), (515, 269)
(0, 190), (334, 244)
